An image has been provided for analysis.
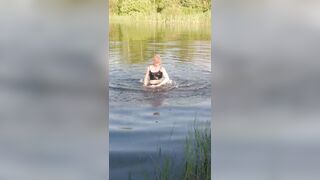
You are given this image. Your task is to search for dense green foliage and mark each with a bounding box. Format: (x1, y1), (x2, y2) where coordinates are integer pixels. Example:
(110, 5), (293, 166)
(109, 0), (211, 16)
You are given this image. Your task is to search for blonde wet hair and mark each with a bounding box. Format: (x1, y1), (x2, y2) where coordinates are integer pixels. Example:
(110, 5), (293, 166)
(153, 54), (161, 65)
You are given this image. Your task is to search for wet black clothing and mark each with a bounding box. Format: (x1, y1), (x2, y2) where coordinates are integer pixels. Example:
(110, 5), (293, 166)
(149, 67), (163, 80)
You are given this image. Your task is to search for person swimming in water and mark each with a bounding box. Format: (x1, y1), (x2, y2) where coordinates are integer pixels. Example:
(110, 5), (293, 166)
(143, 54), (170, 88)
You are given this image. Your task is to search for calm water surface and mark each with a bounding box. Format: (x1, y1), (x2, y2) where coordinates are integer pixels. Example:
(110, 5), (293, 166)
(109, 21), (211, 180)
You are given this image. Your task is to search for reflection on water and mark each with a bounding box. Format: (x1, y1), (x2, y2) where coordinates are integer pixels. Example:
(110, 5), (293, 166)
(109, 22), (211, 106)
(109, 22), (210, 64)
(109, 21), (211, 179)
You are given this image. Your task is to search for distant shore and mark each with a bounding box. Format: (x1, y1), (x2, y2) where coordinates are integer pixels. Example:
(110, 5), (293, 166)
(109, 13), (211, 25)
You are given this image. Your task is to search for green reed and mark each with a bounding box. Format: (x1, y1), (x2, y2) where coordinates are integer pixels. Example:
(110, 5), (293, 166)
(130, 118), (211, 180)
(183, 119), (211, 180)
(109, 11), (211, 26)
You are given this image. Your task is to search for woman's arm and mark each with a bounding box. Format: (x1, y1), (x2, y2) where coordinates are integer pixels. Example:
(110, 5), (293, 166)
(143, 66), (150, 86)
(156, 67), (170, 86)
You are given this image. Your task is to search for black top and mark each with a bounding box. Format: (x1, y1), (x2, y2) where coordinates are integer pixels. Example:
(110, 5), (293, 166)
(149, 67), (163, 80)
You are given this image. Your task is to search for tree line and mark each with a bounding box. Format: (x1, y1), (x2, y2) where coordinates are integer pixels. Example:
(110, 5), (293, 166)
(109, 0), (211, 16)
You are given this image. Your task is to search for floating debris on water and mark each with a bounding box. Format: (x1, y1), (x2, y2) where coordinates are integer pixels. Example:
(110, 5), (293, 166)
(119, 127), (133, 130)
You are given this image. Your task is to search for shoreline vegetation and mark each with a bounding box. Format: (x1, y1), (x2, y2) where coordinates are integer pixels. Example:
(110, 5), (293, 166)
(109, 0), (211, 24)
(109, 13), (211, 25)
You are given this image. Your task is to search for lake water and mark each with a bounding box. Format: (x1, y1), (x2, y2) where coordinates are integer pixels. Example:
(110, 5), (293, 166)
(109, 21), (211, 180)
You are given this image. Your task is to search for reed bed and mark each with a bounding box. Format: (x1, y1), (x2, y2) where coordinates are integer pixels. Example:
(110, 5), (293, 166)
(109, 12), (211, 26)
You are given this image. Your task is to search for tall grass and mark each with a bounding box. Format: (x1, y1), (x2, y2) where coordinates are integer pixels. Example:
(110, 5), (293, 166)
(183, 120), (211, 180)
(132, 119), (211, 180)
(109, 12), (211, 26)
